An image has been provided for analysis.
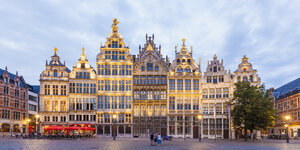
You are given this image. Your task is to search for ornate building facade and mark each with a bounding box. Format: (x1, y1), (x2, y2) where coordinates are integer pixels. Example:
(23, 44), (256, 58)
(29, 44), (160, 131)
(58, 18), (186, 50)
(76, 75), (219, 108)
(37, 19), (262, 139)
(96, 19), (133, 137)
(39, 48), (70, 128)
(167, 39), (201, 138)
(201, 55), (232, 139)
(68, 48), (97, 125)
(132, 35), (169, 137)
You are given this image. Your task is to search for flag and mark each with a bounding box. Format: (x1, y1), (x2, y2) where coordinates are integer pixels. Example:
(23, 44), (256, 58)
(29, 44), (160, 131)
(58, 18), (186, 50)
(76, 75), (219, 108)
(227, 104), (231, 118)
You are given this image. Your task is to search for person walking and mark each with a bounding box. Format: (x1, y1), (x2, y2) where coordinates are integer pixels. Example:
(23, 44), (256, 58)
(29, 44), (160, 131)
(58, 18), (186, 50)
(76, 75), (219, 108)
(157, 134), (162, 146)
(150, 133), (154, 146)
(154, 133), (158, 145)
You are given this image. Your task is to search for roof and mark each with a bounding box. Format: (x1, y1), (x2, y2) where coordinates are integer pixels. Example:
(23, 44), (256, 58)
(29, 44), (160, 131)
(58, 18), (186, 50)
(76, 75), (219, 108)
(27, 84), (40, 94)
(0, 68), (27, 88)
(272, 77), (300, 100)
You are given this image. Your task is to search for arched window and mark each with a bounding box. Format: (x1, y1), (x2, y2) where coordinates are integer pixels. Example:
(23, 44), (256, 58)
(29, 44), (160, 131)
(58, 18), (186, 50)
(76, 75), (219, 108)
(54, 70), (58, 77)
(61, 72), (63, 77)
(177, 59), (180, 63)
(243, 76), (248, 82)
(250, 76), (254, 82)
(182, 59), (186, 62)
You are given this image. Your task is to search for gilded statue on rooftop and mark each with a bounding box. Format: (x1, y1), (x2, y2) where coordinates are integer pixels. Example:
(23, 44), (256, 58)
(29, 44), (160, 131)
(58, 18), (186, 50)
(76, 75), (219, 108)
(112, 18), (120, 27)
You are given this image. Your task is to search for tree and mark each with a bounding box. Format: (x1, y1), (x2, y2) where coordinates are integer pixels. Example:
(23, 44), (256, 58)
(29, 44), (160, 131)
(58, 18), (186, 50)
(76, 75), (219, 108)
(230, 82), (276, 141)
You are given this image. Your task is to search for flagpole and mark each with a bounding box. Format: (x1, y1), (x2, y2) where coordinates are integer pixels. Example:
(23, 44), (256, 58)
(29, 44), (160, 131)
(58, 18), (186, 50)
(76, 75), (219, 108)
(214, 103), (216, 141)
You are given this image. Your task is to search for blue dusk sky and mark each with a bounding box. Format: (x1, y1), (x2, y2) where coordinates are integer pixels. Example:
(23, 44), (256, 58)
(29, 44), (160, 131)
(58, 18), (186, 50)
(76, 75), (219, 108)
(0, 0), (299, 89)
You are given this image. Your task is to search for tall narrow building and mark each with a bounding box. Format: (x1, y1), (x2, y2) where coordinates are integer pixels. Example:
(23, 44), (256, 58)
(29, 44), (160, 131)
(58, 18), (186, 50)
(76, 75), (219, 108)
(68, 48), (97, 126)
(167, 39), (201, 138)
(132, 34), (169, 137)
(39, 48), (70, 129)
(96, 19), (133, 137)
(201, 54), (232, 139)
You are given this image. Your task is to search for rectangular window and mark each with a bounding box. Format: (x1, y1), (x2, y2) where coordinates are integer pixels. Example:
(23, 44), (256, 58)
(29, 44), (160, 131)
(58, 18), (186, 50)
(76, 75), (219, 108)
(193, 79), (199, 90)
(207, 76), (212, 83)
(147, 63), (153, 71)
(60, 101), (66, 111)
(3, 86), (9, 94)
(4, 97), (9, 106)
(185, 79), (191, 90)
(169, 79), (175, 90)
(177, 79), (183, 90)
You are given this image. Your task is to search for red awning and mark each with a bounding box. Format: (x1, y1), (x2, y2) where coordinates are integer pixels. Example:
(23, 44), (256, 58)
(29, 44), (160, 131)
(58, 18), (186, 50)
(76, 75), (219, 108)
(44, 126), (63, 130)
(64, 126), (81, 130)
(80, 127), (96, 131)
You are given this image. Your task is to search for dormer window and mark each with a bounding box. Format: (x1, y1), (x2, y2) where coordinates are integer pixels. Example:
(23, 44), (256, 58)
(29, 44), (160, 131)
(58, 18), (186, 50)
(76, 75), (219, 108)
(15, 81), (18, 87)
(4, 77), (8, 83)
(147, 63), (153, 71)
(187, 59), (191, 63)
(54, 70), (58, 77)
(112, 41), (118, 48)
(81, 63), (85, 68)
(155, 66), (159, 71)
(177, 59), (180, 63)
(243, 68), (247, 72)
(213, 67), (217, 72)
(141, 66), (145, 71)
(61, 72), (63, 77)
(182, 59), (186, 63)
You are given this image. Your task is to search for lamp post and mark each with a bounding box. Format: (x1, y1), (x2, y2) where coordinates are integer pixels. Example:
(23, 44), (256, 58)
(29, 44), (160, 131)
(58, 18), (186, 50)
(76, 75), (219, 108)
(27, 119), (31, 135)
(197, 115), (203, 142)
(285, 115), (290, 143)
(35, 114), (40, 134)
(113, 114), (117, 140)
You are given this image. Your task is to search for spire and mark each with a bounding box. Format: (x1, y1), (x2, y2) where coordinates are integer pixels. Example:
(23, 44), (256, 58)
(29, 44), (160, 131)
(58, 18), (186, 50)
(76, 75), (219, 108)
(5, 66), (7, 71)
(46, 60), (48, 65)
(191, 46), (193, 56)
(182, 38), (186, 46)
(152, 34), (154, 41)
(82, 47), (85, 54)
(16, 71), (18, 76)
(146, 34), (148, 41)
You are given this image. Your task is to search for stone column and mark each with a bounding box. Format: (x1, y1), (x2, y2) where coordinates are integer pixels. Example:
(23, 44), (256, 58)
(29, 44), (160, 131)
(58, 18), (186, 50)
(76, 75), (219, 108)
(221, 118), (224, 139)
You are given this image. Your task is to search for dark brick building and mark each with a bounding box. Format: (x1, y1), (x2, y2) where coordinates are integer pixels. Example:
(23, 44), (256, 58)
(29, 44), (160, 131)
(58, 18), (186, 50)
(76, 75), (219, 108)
(0, 67), (28, 135)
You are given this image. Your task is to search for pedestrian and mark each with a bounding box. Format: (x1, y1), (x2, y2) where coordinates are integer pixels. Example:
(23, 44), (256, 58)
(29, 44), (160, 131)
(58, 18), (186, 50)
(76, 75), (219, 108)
(150, 133), (154, 146)
(154, 133), (158, 145)
(157, 134), (162, 146)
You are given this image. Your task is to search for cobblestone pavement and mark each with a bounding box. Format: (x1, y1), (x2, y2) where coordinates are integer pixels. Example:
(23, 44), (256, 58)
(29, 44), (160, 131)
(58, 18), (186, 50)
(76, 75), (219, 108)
(0, 137), (300, 150)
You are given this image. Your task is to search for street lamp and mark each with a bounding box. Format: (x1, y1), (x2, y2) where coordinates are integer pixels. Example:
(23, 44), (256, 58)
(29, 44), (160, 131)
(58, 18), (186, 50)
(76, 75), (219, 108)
(285, 115), (290, 143)
(113, 114), (117, 140)
(35, 114), (40, 134)
(27, 119), (31, 135)
(197, 115), (203, 142)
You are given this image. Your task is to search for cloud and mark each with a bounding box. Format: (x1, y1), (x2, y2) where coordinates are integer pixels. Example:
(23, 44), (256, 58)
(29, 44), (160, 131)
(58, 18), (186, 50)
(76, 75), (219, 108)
(0, 0), (299, 89)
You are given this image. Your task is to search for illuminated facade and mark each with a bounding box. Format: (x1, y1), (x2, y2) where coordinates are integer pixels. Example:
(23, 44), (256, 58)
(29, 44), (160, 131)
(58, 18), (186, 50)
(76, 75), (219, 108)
(68, 48), (97, 125)
(201, 54), (232, 139)
(39, 48), (70, 129)
(132, 35), (169, 137)
(233, 55), (261, 86)
(37, 19), (262, 139)
(96, 19), (133, 137)
(167, 39), (201, 138)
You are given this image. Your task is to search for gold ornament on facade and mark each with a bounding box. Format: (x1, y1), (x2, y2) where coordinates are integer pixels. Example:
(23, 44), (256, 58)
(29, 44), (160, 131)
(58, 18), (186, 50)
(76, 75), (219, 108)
(54, 47), (58, 55)
(112, 18), (120, 32)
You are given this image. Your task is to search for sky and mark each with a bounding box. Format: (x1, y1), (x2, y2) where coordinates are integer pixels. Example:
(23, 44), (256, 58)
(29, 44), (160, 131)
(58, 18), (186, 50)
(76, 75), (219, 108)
(0, 0), (299, 89)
